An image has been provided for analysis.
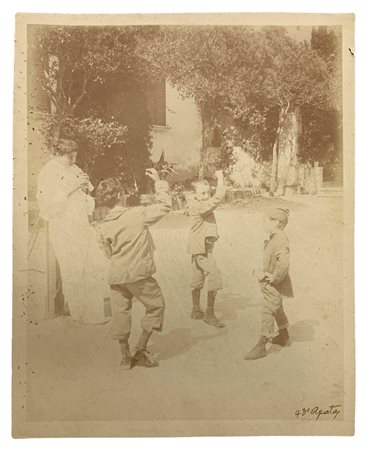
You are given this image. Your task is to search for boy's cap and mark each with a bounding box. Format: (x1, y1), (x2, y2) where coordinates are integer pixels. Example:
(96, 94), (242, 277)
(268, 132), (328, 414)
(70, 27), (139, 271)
(267, 207), (289, 224)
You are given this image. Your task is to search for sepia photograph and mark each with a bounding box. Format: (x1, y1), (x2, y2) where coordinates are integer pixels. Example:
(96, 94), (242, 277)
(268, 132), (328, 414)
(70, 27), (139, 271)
(12, 12), (355, 437)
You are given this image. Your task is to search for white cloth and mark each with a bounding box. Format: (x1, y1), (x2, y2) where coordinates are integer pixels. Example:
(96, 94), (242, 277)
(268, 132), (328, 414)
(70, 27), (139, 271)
(37, 158), (110, 324)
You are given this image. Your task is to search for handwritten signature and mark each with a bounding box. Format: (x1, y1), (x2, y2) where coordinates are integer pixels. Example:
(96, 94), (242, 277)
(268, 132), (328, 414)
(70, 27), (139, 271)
(295, 404), (342, 420)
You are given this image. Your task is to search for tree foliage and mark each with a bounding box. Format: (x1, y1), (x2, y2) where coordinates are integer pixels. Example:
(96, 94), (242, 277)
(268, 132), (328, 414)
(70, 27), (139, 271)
(34, 25), (157, 190)
(33, 24), (342, 193)
(138, 26), (336, 191)
(299, 26), (342, 182)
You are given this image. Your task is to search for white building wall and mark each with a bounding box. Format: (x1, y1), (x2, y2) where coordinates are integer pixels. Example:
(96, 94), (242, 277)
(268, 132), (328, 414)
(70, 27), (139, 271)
(150, 82), (202, 181)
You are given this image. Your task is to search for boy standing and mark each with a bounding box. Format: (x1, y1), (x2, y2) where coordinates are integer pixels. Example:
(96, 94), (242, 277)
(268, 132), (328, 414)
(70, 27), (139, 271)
(245, 207), (294, 360)
(188, 170), (226, 328)
(96, 169), (171, 369)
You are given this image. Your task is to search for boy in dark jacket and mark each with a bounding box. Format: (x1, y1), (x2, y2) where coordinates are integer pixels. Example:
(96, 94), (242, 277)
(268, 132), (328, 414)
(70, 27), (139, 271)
(96, 169), (171, 369)
(245, 207), (294, 360)
(187, 170), (226, 328)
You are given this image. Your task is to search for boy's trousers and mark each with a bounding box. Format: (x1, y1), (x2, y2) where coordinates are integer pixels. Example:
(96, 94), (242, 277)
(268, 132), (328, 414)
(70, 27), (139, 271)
(110, 277), (165, 340)
(259, 281), (289, 338)
(190, 240), (223, 292)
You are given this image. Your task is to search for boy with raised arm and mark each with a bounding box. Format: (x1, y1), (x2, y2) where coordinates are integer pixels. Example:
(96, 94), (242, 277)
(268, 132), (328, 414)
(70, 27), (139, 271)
(187, 170), (227, 328)
(96, 168), (171, 369)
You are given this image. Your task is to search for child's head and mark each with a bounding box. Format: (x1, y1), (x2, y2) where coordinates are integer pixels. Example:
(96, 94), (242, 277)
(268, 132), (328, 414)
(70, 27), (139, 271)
(51, 139), (79, 166)
(192, 179), (211, 201)
(263, 207), (289, 234)
(95, 178), (125, 208)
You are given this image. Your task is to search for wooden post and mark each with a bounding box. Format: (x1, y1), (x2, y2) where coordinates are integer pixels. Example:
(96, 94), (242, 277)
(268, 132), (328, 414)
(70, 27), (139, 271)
(313, 161), (323, 194)
(44, 222), (64, 317)
(317, 166), (324, 192)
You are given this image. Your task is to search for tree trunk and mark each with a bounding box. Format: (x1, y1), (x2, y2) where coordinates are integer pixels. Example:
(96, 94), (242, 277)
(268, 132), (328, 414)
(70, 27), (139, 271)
(199, 115), (212, 180)
(269, 104), (289, 197)
(277, 107), (301, 196)
(199, 100), (217, 180)
(53, 122), (62, 141)
(269, 138), (279, 197)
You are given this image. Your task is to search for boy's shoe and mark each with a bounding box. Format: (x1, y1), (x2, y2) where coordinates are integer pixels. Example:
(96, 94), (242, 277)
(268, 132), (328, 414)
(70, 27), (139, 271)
(271, 329), (290, 347)
(191, 307), (204, 320)
(191, 289), (203, 319)
(131, 349), (159, 368)
(120, 351), (132, 371)
(244, 337), (268, 360)
(203, 312), (225, 328)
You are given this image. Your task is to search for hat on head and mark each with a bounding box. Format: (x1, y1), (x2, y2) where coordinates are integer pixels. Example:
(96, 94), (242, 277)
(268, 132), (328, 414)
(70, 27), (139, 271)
(267, 207), (289, 224)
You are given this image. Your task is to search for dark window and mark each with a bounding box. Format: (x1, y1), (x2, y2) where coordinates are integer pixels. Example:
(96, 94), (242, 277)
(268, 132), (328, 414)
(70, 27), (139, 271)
(144, 79), (166, 126)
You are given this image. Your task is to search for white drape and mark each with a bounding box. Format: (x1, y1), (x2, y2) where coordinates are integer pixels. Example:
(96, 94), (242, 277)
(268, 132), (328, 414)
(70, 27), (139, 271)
(37, 158), (109, 324)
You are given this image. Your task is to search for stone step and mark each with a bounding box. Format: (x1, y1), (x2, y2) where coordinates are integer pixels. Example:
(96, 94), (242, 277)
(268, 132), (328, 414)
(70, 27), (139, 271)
(317, 190), (343, 198)
(318, 186), (343, 196)
(319, 187), (343, 192)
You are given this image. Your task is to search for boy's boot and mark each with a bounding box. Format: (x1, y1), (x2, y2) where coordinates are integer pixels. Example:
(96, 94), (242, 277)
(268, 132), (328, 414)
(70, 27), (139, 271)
(131, 330), (159, 368)
(244, 336), (268, 360)
(271, 328), (290, 347)
(204, 291), (225, 328)
(191, 289), (204, 319)
(119, 338), (132, 370)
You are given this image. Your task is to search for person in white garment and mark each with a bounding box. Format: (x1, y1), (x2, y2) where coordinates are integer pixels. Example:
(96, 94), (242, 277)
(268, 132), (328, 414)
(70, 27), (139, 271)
(37, 138), (110, 324)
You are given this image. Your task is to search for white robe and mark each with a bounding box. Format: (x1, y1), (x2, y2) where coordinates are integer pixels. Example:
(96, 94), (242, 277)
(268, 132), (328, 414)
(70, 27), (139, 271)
(37, 158), (110, 324)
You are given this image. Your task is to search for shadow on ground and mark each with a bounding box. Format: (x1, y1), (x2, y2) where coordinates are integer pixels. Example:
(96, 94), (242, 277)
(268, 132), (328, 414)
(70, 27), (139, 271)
(150, 327), (227, 361)
(216, 292), (256, 322)
(289, 319), (320, 342)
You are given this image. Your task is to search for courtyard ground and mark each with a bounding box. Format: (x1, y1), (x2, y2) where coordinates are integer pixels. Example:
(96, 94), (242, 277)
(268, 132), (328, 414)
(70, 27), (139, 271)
(22, 195), (346, 430)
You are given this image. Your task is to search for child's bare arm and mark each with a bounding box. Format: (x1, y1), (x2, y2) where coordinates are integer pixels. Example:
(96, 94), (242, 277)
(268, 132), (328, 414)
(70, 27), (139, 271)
(193, 188), (226, 216)
(192, 171), (227, 217)
(143, 169), (172, 226)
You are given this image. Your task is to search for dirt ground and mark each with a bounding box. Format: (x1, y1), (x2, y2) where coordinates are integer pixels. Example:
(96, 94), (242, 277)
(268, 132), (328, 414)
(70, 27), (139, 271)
(24, 195), (345, 424)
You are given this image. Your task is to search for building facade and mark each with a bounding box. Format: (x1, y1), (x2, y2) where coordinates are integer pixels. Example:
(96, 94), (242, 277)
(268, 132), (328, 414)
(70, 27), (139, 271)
(149, 81), (202, 181)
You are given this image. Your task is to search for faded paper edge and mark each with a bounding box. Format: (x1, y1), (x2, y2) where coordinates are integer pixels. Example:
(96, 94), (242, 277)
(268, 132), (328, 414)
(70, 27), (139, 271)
(12, 12), (355, 438)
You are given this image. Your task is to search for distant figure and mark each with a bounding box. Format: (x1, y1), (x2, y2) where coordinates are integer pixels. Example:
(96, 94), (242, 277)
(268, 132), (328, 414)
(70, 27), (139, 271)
(37, 139), (109, 324)
(96, 169), (171, 370)
(187, 170), (227, 328)
(244, 207), (294, 360)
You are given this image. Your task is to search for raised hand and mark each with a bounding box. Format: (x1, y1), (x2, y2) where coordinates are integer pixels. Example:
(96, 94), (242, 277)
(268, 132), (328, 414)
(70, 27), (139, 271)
(68, 173), (90, 196)
(145, 168), (160, 182)
(263, 272), (275, 284)
(77, 173), (90, 187)
(214, 170), (224, 185)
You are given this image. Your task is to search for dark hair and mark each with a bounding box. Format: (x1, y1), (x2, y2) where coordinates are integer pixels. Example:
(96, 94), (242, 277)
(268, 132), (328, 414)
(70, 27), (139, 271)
(95, 178), (124, 208)
(51, 139), (79, 156)
(126, 195), (140, 207)
(191, 179), (210, 192)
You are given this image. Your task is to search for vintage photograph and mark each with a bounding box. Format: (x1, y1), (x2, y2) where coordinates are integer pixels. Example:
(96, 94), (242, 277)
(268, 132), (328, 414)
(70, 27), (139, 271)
(13, 13), (354, 437)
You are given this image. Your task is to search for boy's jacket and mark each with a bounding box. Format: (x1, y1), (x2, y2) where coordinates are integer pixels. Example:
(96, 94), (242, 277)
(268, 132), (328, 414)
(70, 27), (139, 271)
(187, 185), (226, 255)
(263, 229), (294, 297)
(99, 180), (171, 285)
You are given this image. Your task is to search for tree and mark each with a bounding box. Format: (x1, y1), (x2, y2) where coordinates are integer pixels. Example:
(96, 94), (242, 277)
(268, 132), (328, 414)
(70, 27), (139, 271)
(78, 74), (153, 190)
(139, 26), (333, 194)
(301, 26), (343, 183)
(138, 26), (262, 177)
(227, 28), (332, 195)
(35, 26), (151, 137)
(32, 25), (157, 189)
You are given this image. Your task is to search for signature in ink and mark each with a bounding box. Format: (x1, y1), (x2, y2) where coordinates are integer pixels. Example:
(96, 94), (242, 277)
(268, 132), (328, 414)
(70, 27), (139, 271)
(295, 404), (342, 420)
